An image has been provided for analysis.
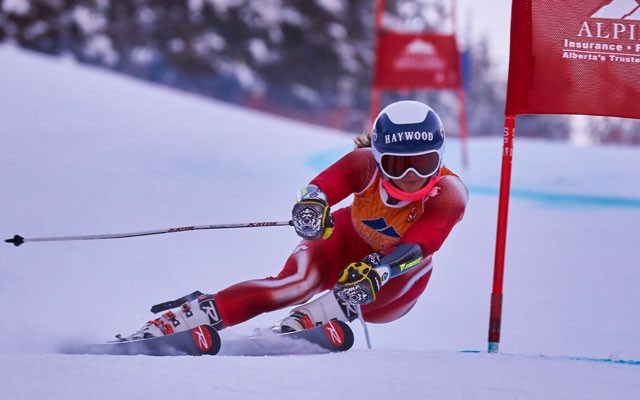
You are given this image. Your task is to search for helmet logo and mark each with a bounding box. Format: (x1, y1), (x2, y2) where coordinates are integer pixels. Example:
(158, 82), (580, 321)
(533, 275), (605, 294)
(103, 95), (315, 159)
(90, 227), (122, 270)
(384, 131), (435, 144)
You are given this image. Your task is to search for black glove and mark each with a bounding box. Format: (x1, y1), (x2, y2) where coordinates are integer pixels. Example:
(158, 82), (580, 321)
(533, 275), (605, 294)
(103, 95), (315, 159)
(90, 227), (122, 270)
(292, 185), (334, 240)
(333, 256), (382, 305)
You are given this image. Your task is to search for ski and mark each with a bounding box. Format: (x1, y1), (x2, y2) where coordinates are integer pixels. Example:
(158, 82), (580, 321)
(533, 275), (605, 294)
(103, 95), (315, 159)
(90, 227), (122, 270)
(67, 320), (353, 356)
(70, 325), (222, 356)
(219, 320), (354, 356)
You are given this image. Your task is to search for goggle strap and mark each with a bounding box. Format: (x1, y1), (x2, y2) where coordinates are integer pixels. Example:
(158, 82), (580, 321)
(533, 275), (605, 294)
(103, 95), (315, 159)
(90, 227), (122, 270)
(381, 172), (443, 202)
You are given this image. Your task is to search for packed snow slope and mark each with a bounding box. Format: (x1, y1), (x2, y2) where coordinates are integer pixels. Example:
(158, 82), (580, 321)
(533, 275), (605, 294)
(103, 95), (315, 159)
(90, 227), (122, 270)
(1, 45), (639, 399)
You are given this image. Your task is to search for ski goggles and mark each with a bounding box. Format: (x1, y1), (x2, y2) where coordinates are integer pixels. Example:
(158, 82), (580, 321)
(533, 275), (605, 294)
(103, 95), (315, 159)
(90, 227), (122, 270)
(379, 149), (442, 179)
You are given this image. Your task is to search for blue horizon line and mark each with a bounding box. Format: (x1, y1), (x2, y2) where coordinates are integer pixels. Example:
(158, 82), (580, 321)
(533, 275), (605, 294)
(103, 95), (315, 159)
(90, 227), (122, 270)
(470, 185), (640, 209)
(306, 149), (640, 210)
(460, 350), (640, 366)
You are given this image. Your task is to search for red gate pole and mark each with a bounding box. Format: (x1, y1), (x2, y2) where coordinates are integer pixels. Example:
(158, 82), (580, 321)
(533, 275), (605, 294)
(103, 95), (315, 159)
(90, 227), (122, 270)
(488, 114), (516, 353)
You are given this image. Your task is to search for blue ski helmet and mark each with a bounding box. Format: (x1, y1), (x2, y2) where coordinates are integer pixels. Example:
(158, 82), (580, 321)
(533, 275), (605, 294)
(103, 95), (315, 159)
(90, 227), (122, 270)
(371, 101), (445, 180)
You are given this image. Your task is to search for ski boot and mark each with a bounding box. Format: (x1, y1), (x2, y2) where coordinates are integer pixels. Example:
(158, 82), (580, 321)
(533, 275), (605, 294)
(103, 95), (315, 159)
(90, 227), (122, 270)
(278, 290), (358, 333)
(120, 293), (224, 341)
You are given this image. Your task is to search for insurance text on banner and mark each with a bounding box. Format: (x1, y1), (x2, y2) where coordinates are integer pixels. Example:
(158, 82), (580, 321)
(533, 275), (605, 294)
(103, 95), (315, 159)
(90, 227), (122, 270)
(506, 0), (640, 119)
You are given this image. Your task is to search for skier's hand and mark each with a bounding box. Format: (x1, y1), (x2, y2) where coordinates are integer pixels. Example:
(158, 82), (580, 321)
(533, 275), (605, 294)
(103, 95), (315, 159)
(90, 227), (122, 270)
(333, 258), (382, 305)
(292, 185), (334, 240)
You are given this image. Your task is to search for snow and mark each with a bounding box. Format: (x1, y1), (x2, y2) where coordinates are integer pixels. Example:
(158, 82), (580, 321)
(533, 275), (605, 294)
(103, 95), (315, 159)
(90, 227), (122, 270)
(1, 45), (639, 399)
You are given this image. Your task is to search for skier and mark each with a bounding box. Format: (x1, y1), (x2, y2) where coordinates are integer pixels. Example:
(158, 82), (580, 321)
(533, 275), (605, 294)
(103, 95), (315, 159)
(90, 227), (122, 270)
(126, 100), (468, 339)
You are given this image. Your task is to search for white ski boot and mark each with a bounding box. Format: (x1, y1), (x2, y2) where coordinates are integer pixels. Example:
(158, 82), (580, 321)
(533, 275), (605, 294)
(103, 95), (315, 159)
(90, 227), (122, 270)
(279, 290), (357, 333)
(121, 294), (223, 340)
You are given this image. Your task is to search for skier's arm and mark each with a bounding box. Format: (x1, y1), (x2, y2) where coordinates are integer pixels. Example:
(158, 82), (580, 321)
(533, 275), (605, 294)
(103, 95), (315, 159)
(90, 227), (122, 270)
(292, 149), (377, 240)
(401, 175), (468, 256)
(333, 176), (468, 305)
(309, 148), (378, 206)
(373, 242), (424, 283)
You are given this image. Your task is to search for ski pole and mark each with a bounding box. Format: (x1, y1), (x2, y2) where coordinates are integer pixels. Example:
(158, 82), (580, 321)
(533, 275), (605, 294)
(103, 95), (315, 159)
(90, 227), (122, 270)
(4, 220), (293, 247)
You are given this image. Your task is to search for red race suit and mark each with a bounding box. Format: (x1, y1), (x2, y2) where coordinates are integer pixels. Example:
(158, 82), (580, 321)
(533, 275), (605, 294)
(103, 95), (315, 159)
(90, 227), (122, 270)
(214, 148), (468, 326)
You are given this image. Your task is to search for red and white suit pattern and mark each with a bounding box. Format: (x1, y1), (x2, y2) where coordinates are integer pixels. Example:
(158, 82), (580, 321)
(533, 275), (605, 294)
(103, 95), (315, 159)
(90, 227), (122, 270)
(213, 148), (468, 326)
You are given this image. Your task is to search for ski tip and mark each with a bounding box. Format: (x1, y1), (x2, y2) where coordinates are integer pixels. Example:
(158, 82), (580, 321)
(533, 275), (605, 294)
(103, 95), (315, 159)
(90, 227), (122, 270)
(322, 320), (354, 352)
(5, 235), (24, 247)
(190, 325), (222, 355)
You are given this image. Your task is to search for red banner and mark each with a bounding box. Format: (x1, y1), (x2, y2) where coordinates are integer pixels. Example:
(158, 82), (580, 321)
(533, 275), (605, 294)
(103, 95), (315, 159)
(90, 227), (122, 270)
(506, 0), (640, 119)
(374, 32), (462, 89)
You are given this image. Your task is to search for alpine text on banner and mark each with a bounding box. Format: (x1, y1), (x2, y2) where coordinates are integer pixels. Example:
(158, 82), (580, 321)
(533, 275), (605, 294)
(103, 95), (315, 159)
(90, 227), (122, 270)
(506, 0), (640, 119)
